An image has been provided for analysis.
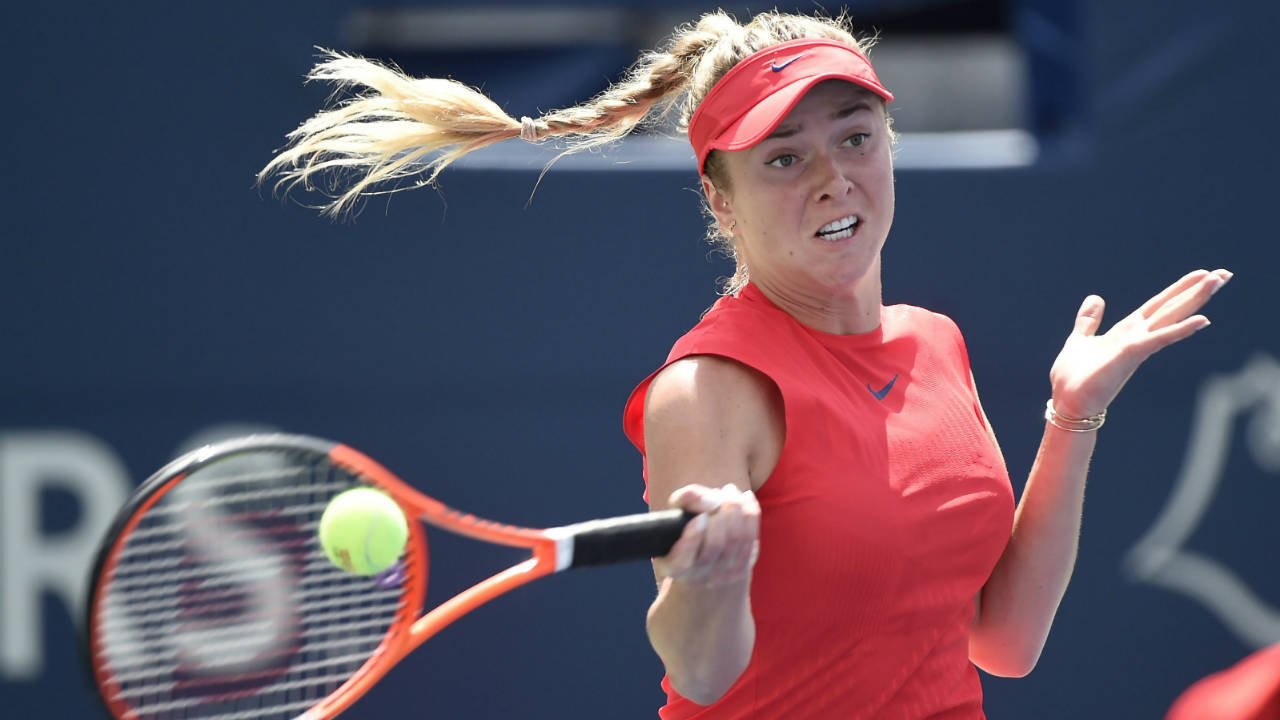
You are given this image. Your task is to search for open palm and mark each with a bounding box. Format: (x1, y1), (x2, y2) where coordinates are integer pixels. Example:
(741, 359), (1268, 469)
(1049, 269), (1232, 419)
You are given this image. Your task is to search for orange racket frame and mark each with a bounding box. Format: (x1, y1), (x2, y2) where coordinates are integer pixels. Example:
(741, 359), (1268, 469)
(84, 434), (689, 720)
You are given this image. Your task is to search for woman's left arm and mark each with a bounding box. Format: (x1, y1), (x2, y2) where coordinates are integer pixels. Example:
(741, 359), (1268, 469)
(969, 268), (1233, 677)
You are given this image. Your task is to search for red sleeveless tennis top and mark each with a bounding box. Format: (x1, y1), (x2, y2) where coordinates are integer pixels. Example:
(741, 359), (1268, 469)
(623, 284), (1015, 719)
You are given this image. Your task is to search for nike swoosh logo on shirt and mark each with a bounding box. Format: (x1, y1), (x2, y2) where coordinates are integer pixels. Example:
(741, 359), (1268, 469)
(868, 374), (898, 401)
(769, 54), (807, 72)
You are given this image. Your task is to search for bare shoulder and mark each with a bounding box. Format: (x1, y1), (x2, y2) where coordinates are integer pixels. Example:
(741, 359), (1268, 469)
(644, 355), (784, 504)
(645, 355), (779, 422)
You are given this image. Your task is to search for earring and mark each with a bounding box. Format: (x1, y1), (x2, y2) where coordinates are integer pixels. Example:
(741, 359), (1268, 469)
(727, 220), (737, 235)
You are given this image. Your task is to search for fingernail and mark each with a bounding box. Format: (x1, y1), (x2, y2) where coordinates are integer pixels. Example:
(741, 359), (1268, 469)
(705, 491), (724, 513)
(1209, 278), (1225, 295)
(693, 514), (708, 533)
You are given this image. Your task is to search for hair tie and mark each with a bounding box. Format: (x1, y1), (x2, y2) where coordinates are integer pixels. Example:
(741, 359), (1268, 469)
(519, 116), (539, 142)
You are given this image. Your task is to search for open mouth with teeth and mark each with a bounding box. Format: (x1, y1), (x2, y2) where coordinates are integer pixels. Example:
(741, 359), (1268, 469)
(816, 215), (860, 241)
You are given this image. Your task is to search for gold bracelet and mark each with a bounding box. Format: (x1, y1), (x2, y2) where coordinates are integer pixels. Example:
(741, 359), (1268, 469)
(1044, 399), (1106, 432)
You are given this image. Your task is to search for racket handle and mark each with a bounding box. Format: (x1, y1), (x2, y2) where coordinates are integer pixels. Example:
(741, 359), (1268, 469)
(560, 509), (695, 569)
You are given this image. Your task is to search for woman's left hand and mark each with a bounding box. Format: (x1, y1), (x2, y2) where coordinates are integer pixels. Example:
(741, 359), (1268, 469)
(1048, 268), (1233, 419)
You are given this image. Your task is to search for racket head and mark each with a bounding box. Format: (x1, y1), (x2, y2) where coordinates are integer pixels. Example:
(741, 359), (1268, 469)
(82, 434), (429, 720)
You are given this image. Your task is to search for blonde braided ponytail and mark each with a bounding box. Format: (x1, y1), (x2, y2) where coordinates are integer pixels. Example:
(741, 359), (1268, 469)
(259, 17), (728, 217)
(256, 9), (878, 283)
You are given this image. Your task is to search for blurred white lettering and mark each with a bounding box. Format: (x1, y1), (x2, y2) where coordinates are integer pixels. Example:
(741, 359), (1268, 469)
(0, 430), (130, 679)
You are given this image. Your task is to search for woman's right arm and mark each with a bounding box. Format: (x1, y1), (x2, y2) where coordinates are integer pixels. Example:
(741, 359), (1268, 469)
(643, 355), (781, 705)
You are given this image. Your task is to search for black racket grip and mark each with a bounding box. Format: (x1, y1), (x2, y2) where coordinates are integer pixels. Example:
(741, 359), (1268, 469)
(564, 509), (695, 569)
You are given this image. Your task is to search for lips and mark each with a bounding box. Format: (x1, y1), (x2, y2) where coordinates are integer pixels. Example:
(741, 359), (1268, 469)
(815, 214), (859, 241)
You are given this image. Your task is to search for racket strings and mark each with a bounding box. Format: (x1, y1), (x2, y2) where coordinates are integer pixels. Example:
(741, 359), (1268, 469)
(93, 452), (413, 719)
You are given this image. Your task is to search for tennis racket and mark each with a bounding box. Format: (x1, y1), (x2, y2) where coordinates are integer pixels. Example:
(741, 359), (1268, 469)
(83, 433), (690, 720)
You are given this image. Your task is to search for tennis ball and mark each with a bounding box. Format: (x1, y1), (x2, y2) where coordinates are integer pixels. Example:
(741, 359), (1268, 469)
(318, 487), (408, 575)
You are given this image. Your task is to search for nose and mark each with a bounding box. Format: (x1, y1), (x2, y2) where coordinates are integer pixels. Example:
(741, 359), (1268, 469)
(810, 152), (852, 203)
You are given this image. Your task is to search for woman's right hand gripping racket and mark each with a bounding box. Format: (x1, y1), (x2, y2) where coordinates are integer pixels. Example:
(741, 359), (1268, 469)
(83, 433), (691, 719)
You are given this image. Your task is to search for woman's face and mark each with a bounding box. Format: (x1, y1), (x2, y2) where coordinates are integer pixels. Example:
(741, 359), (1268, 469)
(705, 80), (895, 306)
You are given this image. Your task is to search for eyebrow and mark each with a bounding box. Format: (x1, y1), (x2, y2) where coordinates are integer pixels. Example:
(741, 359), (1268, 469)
(764, 101), (873, 140)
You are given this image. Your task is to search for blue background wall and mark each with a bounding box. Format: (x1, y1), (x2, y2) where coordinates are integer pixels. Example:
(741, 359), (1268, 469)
(3, 1), (1278, 718)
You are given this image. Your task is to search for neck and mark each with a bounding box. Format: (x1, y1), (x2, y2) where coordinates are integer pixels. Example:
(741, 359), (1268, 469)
(750, 266), (883, 335)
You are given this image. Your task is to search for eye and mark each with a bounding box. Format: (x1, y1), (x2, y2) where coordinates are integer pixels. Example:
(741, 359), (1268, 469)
(843, 133), (870, 148)
(765, 153), (798, 168)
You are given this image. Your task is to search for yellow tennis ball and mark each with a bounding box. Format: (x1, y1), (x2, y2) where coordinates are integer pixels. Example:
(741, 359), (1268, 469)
(318, 487), (408, 575)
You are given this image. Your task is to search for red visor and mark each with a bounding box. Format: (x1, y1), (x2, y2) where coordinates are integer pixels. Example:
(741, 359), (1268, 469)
(688, 38), (893, 174)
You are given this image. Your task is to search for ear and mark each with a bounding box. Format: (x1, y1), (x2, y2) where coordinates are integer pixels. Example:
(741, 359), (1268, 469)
(701, 175), (736, 235)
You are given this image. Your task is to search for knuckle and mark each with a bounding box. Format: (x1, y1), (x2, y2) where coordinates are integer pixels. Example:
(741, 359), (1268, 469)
(696, 533), (724, 555)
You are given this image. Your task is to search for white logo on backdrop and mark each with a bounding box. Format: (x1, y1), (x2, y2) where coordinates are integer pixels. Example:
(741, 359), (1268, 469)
(0, 423), (278, 681)
(1125, 353), (1280, 648)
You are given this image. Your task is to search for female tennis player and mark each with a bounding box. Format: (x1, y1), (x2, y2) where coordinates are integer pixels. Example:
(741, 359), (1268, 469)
(260, 9), (1232, 718)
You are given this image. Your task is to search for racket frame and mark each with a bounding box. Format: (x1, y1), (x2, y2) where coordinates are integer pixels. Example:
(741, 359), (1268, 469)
(83, 434), (688, 720)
